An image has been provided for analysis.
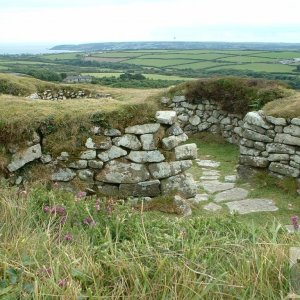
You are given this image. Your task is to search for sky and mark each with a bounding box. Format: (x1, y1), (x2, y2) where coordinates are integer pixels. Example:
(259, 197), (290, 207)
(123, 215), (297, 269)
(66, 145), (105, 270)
(0, 0), (300, 44)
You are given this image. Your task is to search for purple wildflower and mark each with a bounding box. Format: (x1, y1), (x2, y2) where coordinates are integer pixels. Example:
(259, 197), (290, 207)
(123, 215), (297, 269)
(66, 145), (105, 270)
(64, 233), (73, 241)
(50, 205), (66, 216)
(94, 199), (101, 212)
(83, 216), (96, 226)
(291, 215), (299, 230)
(58, 278), (67, 288)
(76, 191), (87, 200)
(60, 215), (67, 225)
(43, 206), (50, 213)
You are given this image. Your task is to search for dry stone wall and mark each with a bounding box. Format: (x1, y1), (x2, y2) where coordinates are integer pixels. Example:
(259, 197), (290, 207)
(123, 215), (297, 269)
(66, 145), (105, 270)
(165, 95), (300, 179)
(164, 96), (243, 144)
(5, 111), (198, 198)
(238, 111), (300, 179)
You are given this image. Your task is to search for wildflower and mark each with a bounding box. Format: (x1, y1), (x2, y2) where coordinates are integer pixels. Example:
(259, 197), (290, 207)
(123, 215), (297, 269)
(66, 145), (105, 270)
(83, 216), (96, 226)
(43, 206), (50, 213)
(76, 191), (86, 200)
(94, 199), (101, 211)
(291, 215), (299, 230)
(50, 205), (66, 216)
(58, 278), (67, 288)
(106, 198), (114, 216)
(64, 233), (73, 241)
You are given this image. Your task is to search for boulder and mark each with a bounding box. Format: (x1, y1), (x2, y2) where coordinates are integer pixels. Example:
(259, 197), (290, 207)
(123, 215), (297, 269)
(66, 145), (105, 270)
(269, 162), (300, 177)
(283, 125), (300, 137)
(198, 122), (211, 131)
(97, 183), (119, 196)
(155, 111), (177, 125)
(268, 154), (290, 161)
(127, 150), (165, 163)
(166, 123), (183, 136)
(243, 129), (273, 143)
(189, 115), (201, 126)
(7, 144), (42, 172)
(125, 123), (160, 135)
(161, 173), (197, 198)
(40, 154), (52, 164)
(96, 161), (150, 184)
(266, 116), (287, 126)
(239, 156), (269, 168)
(175, 144), (197, 160)
(291, 118), (300, 126)
(78, 169), (94, 181)
(274, 134), (300, 147)
(140, 134), (156, 150)
(161, 133), (188, 150)
(80, 150), (96, 160)
(172, 96), (185, 103)
(51, 168), (76, 182)
(98, 146), (127, 162)
(214, 188), (249, 203)
(266, 143), (295, 154)
(148, 160), (193, 179)
(239, 145), (260, 156)
(113, 134), (142, 150)
(88, 160), (104, 169)
(244, 111), (270, 129)
(119, 180), (160, 197)
(69, 160), (88, 169)
(173, 195), (192, 216)
(104, 128), (122, 137)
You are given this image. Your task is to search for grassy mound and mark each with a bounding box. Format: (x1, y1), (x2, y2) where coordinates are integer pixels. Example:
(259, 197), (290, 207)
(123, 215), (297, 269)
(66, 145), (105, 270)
(169, 77), (289, 115)
(0, 182), (298, 299)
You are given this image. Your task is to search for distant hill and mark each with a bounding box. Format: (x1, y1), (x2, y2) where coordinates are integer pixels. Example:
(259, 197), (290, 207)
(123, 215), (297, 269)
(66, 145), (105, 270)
(51, 41), (300, 52)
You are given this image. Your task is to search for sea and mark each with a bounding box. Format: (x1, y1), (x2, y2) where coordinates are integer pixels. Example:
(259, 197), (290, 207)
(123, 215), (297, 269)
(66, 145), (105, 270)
(0, 43), (75, 55)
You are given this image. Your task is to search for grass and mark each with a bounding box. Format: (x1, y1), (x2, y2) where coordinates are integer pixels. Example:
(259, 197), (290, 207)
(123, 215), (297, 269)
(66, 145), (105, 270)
(187, 133), (300, 225)
(263, 90), (300, 118)
(0, 180), (299, 299)
(208, 63), (296, 73)
(251, 51), (300, 59)
(173, 61), (231, 70)
(121, 58), (194, 68)
(40, 53), (82, 60)
(220, 56), (277, 63)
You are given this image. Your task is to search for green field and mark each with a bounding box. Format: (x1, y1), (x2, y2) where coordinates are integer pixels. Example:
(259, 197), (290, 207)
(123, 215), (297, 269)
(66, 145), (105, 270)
(40, 53), (82, 60)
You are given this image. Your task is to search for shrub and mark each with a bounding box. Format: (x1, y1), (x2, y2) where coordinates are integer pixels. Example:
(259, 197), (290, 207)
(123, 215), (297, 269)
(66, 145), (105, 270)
(180, 77), (288, 115)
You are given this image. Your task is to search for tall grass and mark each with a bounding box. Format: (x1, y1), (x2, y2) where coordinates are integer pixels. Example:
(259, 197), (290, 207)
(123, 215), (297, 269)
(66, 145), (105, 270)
(0, 181), (298, 299)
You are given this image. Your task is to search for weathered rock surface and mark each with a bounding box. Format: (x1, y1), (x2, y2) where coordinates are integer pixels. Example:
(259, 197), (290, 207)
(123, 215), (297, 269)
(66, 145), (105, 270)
(162, 133), (188, 150)
(125, 123), (160, 135)
(166, 123), (183, 136)
(266, 143), (295, 154)
(196, 160), (220, 168)
(69, 160), (88, 169)
(148, 160), (192, 179)
(244, 111), (270, 129)
(113, 134), (142, 150)
(78, 169), (94, 181)
(274, 134), (300, 147)
(269, 162), (300, 177)
(127, 150), (165, 163)
(203, 203), (222, 212)
(98, 146), (127, 162)
(200, 181), (235, 194)
(239, 156), (269, 168)
(173, 195), (192, 216)
(140, 134), (156, 150)
(80, 150), (96, 160)
(96, 161), (150, 184)
(226, 198), (278, 214)
(155, 111), (177, 125)
(175, 144), (197, 160)
(51, 168), (76, 182)
(8, 144), (42, 172)
(161, 173), (198, 198)
(119, 180), (160, 197)
(88, 160), (104, 169)
(104, 128), (121, 137)
(214, 188), (249, 203)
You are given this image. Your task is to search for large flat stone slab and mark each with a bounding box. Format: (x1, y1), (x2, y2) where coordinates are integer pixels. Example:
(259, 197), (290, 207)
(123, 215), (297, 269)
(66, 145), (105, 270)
(203, 203), (222, 212)
(214, 188), (249, 203)
(225, 198), (278, 215)
(200, 181), (235, 194)
(8, 144), (42, 172)
(196, 160), (220, 168)
(119, 180), (160, 197)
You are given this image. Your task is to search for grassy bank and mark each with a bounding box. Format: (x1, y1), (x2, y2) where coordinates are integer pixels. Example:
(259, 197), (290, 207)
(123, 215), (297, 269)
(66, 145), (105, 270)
(0, 180), (298, 299)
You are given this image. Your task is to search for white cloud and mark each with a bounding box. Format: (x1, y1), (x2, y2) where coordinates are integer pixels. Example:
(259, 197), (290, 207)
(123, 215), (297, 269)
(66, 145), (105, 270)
(0, 0), (299, 43)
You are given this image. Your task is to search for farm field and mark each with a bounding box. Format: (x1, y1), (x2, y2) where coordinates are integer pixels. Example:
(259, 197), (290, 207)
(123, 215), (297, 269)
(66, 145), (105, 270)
(1, 48), (300, 88)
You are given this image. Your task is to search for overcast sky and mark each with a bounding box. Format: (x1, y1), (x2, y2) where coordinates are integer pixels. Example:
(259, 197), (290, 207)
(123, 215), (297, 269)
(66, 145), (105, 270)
(0, 0), (300, 44)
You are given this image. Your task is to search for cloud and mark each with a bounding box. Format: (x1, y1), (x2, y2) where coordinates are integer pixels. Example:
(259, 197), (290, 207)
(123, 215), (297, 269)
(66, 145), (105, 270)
(0, 0), (299, 43)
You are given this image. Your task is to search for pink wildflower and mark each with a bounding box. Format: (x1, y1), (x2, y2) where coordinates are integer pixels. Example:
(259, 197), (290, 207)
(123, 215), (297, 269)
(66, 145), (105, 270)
(58, 278), (67, 288)
(43, 206), (50, 213)
(64, 233), (73, 241)
(94, 199), (101, 211)
(291, 215), (299, 230)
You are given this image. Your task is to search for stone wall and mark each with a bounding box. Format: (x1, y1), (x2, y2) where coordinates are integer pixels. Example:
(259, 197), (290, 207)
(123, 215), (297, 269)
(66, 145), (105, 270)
(164, 96), (243, 144)
(5, 111), (198, 198)
(165, 95), (300, 179)
(237, 111), (300, 179)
